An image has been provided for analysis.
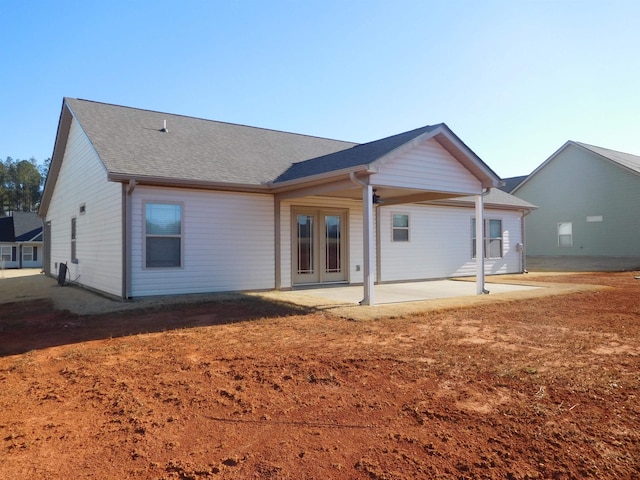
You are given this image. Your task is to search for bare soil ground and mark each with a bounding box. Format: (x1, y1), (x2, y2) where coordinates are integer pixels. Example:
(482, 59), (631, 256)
(1, 272), (639, 479)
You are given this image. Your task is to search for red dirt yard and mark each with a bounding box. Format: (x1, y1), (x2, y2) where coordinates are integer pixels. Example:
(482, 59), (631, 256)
(1, 272), (639, 479)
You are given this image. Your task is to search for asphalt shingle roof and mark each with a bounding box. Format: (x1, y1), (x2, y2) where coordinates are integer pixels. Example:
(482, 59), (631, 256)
(576, 142), (640, 175)
(0, 212), (43, 242)
(275, 125), (440, 182)
(12, 212), (43, 241)
(498, 175), (528, 193)
(54, 99), (522, 208)
(65, 98), (357, 186)
(439, 188), (536, 210)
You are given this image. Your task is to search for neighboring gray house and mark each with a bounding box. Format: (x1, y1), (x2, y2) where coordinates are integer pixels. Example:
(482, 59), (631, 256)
(0, 211), (44, 269)
(512, 141), (640, 271)
(40, 98), (535, 303)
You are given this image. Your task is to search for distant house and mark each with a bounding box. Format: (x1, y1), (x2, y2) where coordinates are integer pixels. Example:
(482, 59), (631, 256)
(39, 98), (535, 303)
(498, 175), (527, 193)
(0, 212), (44, 269)
(512, 141), (640, 271)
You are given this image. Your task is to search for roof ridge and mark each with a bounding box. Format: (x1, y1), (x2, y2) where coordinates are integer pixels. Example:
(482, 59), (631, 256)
(66, 97), (358, 146)
(573, 141), (640, 159)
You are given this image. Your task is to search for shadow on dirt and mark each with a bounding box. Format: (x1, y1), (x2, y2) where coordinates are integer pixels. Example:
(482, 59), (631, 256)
(0, 295), (313, 357)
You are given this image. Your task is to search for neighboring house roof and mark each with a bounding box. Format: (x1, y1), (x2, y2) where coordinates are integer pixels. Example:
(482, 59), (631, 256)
(513, 141), (640, 193)
(0, 216), (15, 242)
(574, 142), (640, 175)
(0, 212), (43, 242)
(498, 175), (528, 193)
(431, 187), (537, 211)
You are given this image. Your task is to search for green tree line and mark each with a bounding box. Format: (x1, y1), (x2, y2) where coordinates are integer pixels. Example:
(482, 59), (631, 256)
(0, 157), (50, 215)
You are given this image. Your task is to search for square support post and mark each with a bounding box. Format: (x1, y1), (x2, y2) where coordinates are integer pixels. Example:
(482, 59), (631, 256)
(361, 183), (375, 305)
(475, 192), (485, 295)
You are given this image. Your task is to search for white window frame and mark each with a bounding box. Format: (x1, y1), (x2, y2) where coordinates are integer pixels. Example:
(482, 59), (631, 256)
(558, 222), (573, 247)
(471, 218), (504, 259)
(143, 201), (184, 269)
(1, 246), (12, 263)
(22, 245), (33, 262)
(391, 213), (410, 242)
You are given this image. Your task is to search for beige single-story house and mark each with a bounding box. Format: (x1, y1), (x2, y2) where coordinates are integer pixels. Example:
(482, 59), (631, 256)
(39, 98), (535, 304)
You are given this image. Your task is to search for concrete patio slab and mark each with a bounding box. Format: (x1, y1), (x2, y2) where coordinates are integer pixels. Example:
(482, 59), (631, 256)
(291, 280), (542, 305)
(1, 268), (607, 320)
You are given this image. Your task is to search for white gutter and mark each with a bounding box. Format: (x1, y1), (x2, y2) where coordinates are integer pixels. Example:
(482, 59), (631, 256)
(269, 164), (377, 192)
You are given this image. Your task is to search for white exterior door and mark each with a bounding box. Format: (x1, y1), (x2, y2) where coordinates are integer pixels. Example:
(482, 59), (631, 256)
(292, 209), (348, 285)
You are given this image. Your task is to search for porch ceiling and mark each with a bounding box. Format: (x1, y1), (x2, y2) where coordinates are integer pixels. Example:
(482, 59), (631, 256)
(275, 178), (475, 205)
(316, 185), (470, 204)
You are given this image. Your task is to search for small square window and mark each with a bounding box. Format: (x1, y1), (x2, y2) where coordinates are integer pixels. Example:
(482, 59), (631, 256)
(392, 214), (409, 242)
(558, 222), (573, 247)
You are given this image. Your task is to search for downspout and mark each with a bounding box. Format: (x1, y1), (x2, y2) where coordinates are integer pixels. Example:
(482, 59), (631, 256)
(350, 172), (374, 306)
(521, 209), (532, 273)
(475, 188), (491, 295)
(123, 179), (136, 299)
(274, 197), (281, 290)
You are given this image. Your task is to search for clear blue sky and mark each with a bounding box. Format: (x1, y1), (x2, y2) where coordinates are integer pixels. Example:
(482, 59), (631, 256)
(2, 0), (639, 178)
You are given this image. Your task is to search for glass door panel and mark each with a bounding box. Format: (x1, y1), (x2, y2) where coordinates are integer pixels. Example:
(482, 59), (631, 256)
(297, 214), (315, 276)
(294, 214), (318, 283)
(323, 214), (346, 282)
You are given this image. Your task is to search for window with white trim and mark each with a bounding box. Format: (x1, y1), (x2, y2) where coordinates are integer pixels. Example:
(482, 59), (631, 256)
(472, 218), (503, 259)
(558, 222), (573, 247)
(22, 245), (35, 262)
(392, 213), (409, 242)
(1, 246), (14, 263)
(71, 217), (77, 263)
(145, 203), (182, 268)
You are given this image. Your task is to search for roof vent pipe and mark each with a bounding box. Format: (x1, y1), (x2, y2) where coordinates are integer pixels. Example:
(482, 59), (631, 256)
(160, 120), (168, 133)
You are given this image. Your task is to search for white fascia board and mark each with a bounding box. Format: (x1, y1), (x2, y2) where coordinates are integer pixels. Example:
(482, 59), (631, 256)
(107, 173), (271, 194)
(268, 164), (376, 192)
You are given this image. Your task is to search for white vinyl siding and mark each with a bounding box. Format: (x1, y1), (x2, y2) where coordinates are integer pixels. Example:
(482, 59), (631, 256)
(372, 138), (482, 194)
(380, 204), (522, 281)
(45, 118), (123, 296)
(130, 187), (274, 296)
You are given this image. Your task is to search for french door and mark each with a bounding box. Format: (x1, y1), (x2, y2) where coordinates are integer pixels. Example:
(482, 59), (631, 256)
(292, 209), (348, 285)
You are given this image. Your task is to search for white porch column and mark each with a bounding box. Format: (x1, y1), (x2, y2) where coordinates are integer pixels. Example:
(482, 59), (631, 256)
(475, 192), (485, 295)
(362, 183), (375, 305)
